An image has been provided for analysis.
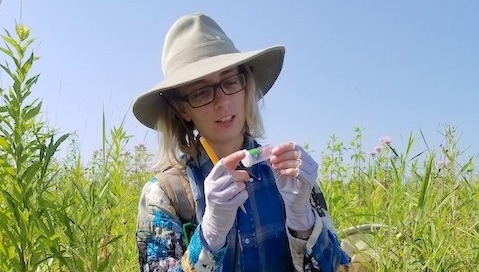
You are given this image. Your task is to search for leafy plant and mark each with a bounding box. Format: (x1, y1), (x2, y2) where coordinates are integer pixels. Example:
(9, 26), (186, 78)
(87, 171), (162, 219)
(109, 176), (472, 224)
(53, 119), (144, 271)
(0, 24), (68, 271)
(321, 128), (479, 270)
(1, 22), (478, 272)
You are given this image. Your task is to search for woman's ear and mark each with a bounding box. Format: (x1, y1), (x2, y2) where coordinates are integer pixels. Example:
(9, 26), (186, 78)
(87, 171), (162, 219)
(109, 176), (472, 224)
(172, 89), (192, 122)
(176, 103), (192, 122)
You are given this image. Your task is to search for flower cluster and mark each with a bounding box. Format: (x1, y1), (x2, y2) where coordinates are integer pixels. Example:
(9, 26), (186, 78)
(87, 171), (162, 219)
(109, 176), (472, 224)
(369, 136), (392, 157)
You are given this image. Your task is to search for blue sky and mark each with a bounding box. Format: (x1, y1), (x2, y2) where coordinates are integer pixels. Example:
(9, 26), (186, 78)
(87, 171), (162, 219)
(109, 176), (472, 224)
(1, 1), (478, 164)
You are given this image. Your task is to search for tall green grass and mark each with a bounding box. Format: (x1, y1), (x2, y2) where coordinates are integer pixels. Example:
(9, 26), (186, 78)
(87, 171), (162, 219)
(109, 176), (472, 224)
(1, 25), (477, 271)
(0, 24), (149, 271)
(321, 127), (479, 271)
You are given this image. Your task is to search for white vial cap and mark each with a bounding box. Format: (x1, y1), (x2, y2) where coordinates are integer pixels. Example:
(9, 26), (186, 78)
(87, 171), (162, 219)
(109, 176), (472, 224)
(241, 150), (254, 167)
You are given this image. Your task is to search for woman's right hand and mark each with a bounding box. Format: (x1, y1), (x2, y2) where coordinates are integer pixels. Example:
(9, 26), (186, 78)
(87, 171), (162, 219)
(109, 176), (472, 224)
(201, 150), (249, 251)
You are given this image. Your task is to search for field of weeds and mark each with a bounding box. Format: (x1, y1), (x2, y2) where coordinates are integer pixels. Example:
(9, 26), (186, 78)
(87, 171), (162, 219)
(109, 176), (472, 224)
(1, 25), (477, 271)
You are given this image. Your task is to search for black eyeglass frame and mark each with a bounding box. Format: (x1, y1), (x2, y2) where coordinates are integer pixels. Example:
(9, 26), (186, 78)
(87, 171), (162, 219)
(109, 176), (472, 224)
(174, 73), (247, 108)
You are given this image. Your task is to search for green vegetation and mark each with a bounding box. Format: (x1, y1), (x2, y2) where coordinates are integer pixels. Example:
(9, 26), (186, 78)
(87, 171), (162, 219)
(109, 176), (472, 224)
(0, 24), (145, 271)
(321, 127), (478, 271)
(1, 25), (477, 271)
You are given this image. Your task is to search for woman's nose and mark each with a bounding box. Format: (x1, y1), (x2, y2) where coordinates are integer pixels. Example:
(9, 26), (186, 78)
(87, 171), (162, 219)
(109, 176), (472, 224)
(213, 86), (230, 108)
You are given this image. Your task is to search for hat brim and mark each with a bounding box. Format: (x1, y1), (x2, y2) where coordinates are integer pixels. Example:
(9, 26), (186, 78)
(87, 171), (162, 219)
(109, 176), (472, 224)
(133, 45), (285, 130)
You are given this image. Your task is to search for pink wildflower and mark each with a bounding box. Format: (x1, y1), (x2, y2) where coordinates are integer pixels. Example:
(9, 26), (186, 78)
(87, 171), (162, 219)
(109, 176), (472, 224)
(380, 136), (392, 145)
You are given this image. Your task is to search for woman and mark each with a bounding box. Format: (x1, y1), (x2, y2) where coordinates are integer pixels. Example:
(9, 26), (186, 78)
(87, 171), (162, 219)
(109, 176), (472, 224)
(133, 13), (349, 271)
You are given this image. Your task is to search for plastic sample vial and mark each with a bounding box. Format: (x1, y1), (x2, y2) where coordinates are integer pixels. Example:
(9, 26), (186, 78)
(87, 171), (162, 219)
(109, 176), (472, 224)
(241, 145), (273, 167)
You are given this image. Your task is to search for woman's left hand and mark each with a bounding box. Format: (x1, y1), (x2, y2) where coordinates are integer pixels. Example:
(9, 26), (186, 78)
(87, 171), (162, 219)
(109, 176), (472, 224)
(270, 142), (318, 186)
(270, 142), (318, 231)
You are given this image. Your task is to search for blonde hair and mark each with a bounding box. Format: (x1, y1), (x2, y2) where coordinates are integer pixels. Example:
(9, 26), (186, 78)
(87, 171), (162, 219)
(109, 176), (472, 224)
(155, 66), (265, 170)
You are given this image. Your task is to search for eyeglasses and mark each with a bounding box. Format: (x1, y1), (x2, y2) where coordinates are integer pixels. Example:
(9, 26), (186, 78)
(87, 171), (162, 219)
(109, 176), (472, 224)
(176, 73), (246, 108)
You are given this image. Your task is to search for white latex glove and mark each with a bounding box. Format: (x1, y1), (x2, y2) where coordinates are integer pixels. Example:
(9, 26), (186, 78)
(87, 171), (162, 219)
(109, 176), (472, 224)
(202, 150), (249, 251)
(270, 142), (318, 231)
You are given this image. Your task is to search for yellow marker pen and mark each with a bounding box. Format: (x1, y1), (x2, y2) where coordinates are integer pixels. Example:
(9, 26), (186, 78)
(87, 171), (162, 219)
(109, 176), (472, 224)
(199, 136), (247, 214)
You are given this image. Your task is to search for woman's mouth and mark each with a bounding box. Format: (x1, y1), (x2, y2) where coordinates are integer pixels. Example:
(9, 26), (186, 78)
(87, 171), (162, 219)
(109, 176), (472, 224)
(216, 115), (235, 124)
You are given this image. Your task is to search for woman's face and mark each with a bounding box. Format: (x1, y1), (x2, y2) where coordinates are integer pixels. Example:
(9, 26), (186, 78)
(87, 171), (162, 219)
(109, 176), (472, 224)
(177, 67), (247, 147)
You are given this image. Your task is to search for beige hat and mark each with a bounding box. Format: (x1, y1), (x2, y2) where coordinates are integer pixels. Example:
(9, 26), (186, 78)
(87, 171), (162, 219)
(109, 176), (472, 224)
(132, 13), (285, 130)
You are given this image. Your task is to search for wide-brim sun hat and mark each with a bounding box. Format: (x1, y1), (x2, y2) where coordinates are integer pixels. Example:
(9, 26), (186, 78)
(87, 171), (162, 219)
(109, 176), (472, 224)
(132, 13), (285, 130)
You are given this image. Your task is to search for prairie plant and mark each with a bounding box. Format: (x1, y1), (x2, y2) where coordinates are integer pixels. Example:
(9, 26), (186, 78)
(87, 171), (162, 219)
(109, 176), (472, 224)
(1, 22), (477, 272)
(320, 127), (479, 270)
(0, 24), (68, 271)
(320, 134), (347, 183)
(0, 23), (152, 271)
(52, 117), (152, 271)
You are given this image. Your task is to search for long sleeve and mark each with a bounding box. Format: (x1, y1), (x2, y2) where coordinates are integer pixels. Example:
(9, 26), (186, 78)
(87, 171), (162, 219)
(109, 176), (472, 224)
(287, 184), (350, 272)
(288, 209), (350, 271)
(181, 225), (228, 271)
(136, 176), (228, 272)
(136, 176), (184, 271)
